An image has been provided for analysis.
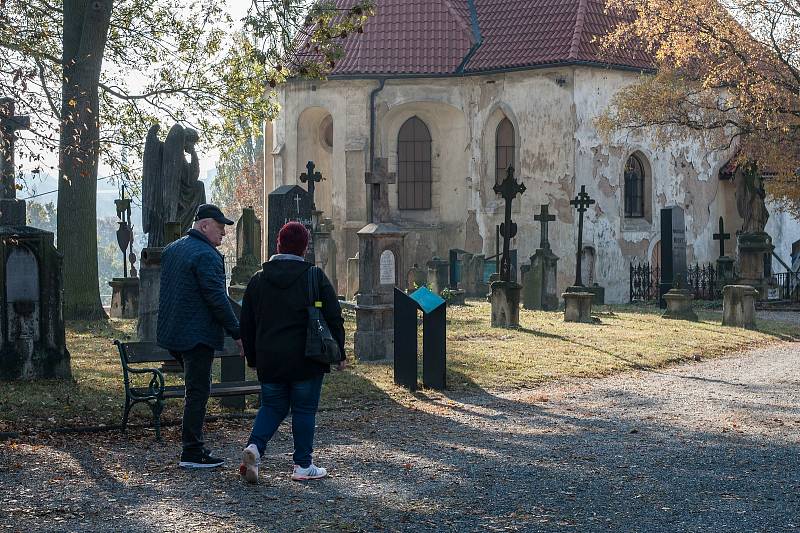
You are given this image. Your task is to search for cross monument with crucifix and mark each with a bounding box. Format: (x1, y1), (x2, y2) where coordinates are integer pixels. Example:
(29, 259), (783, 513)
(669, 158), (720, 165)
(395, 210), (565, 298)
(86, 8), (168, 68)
(493, 166), (526, 282)
(713, 216), (731, 258)
(0, 97), (31, 226)
(569, 185), (595, 287)
(365, 157), (396, 224)
(299, 160), (323, 210)
(534, 204), (556, 250)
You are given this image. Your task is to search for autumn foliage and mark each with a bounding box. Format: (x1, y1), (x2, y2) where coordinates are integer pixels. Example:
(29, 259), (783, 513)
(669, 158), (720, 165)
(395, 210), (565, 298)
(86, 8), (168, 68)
(599, 0), (800, 214)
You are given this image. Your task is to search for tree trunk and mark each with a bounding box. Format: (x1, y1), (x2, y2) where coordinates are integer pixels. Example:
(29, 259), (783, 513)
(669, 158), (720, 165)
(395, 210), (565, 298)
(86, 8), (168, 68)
(57, 0), (113, 320)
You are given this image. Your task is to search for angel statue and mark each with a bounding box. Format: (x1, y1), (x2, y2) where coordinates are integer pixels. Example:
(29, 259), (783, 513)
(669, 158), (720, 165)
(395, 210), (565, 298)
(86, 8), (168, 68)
(735, 161), (770, 235)
(142, 123), (206, 247)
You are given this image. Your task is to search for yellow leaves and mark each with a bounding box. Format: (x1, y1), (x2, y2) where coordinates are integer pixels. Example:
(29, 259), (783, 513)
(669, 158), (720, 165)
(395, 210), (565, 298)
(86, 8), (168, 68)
(68, 99), (76, 107)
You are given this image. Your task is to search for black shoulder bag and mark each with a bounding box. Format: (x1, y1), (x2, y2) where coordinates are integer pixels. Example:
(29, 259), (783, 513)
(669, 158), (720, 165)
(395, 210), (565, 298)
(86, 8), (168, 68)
(305, 266), (343, 364)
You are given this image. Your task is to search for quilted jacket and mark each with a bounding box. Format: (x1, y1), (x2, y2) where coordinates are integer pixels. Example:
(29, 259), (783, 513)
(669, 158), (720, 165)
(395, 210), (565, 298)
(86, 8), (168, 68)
(157, 229), (241, 351)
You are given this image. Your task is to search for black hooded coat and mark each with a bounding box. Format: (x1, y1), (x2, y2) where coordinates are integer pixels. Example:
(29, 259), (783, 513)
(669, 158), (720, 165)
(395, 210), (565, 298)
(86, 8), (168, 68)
(240, 258), (345, 383)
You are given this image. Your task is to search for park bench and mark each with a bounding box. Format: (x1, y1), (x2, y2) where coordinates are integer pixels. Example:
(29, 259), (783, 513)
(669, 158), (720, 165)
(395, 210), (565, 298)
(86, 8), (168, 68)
(114, 340), (260, 439)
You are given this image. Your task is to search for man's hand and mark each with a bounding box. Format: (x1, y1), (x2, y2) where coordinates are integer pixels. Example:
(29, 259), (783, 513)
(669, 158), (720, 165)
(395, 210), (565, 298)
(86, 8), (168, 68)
(335, 360), (347, 371)
(235, 338), (244, 357)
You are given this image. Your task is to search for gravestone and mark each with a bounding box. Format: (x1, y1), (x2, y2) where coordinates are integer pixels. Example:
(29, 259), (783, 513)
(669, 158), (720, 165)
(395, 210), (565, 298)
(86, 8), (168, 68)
(108, 186), (139, 319)
(314, 217), (338, 295)
(722, 285), (758, 329)
(461, 253), (488, 297)
(659, 206), (688, 307)
(713, 217), (735, 288)
(491, 166), (526, 327)
(523, 205), (559, 311)
(267, 185), (314, 261)
(346, 252), (359, 300)
(406, 263), (427, 292)
(394, 287), (447, 391)
(355, 158), (406, 360)
(426, 257), (449, 295)
(563, 186), (596, 322)
(229, 207), (262, 302)
(446, 249), (467, 304)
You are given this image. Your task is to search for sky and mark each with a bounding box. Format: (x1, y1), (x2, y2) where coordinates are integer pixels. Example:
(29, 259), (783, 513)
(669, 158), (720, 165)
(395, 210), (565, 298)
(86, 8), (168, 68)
(20, 0), (254, 225)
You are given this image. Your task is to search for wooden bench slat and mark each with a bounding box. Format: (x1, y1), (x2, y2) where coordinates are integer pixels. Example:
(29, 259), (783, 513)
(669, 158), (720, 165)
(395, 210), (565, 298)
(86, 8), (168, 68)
(120, 341), (241, 363)
(130, 381), (261, 399)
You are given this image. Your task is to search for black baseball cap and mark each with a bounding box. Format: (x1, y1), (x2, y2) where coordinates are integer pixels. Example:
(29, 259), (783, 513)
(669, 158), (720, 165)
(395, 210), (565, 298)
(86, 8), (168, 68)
(195, 204), (234, 225)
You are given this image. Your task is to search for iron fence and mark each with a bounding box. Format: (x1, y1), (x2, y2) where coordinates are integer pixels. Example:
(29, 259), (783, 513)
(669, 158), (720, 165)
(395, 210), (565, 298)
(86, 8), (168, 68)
(630, 261), (721, 302)
(773, 272), (800, 302)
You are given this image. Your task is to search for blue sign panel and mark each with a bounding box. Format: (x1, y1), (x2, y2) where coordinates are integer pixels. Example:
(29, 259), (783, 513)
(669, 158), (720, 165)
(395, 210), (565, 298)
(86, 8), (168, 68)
(409, 286), (446, 314)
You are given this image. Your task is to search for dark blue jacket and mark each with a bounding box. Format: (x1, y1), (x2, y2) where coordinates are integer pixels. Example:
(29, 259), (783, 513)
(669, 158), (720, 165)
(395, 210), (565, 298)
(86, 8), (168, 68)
(157, 229), (240, 352)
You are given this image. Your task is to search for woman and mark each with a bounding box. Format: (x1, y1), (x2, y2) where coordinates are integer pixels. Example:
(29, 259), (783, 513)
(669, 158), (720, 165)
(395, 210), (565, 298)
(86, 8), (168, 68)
(238, 221), (346, 483)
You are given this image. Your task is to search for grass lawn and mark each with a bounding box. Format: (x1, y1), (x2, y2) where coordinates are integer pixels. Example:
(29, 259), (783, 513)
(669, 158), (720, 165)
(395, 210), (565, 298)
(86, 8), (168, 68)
(0, 301), (796, 433)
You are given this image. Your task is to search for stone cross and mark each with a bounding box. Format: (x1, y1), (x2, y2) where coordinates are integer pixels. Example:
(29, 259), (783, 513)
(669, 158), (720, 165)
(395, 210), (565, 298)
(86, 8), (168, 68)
(299, 160), (323, 210)
(569, 185), (595, 287)
(713, 216), (731, 258)
(534, 204), (556, 250)
(493, 166), (526, 282)
(365, 157), (396, 223)
(0, 98), (31, 199)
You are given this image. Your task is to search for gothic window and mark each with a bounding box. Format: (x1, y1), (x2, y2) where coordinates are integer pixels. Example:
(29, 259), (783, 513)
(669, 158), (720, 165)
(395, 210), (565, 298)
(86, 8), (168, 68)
(624, 154), (646, 218)
(397, 116), (432, 210)
(495, 118), (515, 185)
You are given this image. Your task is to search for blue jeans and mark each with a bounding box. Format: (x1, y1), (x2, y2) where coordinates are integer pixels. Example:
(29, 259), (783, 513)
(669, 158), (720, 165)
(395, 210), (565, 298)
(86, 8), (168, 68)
(247, 375), (324, 468)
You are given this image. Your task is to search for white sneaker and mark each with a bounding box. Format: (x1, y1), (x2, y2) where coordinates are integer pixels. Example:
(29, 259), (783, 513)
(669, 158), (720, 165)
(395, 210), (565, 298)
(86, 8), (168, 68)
(239, 444), (260, 484)
(291, 463), (327, 481)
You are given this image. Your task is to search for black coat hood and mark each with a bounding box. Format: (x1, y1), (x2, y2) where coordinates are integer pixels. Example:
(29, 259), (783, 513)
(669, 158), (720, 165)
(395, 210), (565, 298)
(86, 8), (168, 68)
(261, 259), (312, 289)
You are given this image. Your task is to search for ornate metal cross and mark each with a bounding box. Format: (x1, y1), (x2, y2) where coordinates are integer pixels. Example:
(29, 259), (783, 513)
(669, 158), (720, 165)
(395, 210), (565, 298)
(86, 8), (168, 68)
(534, 204), (556, 250)
(570, 185), (595, 287)
(0, 98), (31, 199)
(713, 216), (731, 258)
(299, 160), (323, 210)
(365, 158), (396, 223)
(493, 166), (526, 282)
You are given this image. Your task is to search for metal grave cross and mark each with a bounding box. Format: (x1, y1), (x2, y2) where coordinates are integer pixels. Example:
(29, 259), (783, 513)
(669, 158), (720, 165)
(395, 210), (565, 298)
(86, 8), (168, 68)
(299, 160), (323, 210)
(713, 216), (731, 258)
(534, 204), (556, 250)
(569, 185), (596, 287)
(293, 194), (302, 215)
(493, 166), (526, 282)
(365, 157), (396, 223)
(0, 98), (31, 199)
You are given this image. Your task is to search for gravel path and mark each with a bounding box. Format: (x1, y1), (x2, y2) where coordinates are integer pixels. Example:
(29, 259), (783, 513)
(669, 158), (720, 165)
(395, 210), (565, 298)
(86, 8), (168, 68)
(2, 343), (799, 532)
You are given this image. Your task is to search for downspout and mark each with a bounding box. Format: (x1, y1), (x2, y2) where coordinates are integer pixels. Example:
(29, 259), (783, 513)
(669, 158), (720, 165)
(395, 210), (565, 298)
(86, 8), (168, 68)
(456, 0), (483, 74)
(367, 77), (387, 223)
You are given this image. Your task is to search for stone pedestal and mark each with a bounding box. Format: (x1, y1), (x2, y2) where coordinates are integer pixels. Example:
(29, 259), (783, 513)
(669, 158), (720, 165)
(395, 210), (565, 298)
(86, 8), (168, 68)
(722, 285), (758, 329)
(716, 256), (735, 290)
(354, 223), (406, 360)
(108, 277), (140, 319)
(737, 232), (774, 301)
(661, 289), (698, 321)
(522, 248), (559, 311)
(0, 225), (71, 380)
(137, 247), (163, 342)
(427, 257), (449, 295)
(563, 291), (594, 323)
(447, 289), (466, 306)
(491, 281), (521, 327)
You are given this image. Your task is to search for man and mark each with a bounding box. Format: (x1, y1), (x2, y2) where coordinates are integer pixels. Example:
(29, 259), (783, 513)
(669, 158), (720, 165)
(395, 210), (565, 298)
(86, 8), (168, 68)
(157, 203), (243, 468)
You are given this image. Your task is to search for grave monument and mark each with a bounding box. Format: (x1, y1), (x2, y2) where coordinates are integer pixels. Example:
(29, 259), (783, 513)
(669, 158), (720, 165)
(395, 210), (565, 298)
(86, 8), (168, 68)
(0, 98), (70, 380)
(735, 163), (773, 300)
(108, 185), (139, 319)
(522, 204), (559, 311)
(713, 216), (735, 288)
(659, 206), (697, 320)
(563, 186), (596, 323)
(229, 207), (262, 302)
(354, 158), (406, 360)
(267, 185), (313, 260)
(491, 166), (525, 327)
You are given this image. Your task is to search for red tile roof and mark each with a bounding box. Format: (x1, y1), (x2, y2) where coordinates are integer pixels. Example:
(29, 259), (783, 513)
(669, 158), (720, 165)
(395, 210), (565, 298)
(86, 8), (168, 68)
(323, 0), (652, 76)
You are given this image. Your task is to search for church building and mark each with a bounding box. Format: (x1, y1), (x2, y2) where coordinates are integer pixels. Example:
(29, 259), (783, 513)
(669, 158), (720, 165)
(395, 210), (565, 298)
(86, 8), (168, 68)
(262, 0), (800, 302)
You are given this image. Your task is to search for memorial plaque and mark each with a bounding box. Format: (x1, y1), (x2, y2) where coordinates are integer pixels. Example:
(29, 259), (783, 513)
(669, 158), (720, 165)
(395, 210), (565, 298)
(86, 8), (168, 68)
(660, 206), (688, 306)
(6, 246), (39, 302)
(267, 185), (314, 260)
(379, 250), (395, 285)
(393, 287), (446, 391)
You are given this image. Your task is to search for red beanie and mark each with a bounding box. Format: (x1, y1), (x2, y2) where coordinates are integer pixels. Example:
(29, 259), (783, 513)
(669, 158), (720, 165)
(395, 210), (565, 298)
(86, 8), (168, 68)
(277, 222), (309, 256)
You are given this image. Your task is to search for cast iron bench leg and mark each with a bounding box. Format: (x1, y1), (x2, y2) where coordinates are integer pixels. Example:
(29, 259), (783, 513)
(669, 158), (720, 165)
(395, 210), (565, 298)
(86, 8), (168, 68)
(121, 399), (132, 433)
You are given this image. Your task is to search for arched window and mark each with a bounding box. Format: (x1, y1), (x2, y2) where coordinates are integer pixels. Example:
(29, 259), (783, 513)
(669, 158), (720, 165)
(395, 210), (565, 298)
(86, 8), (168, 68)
(397, 116), (432, 210)
(624, 154), (646, 218)
(495, 118), (515, 184)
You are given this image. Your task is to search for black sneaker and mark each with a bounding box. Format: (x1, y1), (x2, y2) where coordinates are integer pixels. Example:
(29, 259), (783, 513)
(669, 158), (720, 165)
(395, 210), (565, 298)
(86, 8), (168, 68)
(179, 449), (225, 469)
